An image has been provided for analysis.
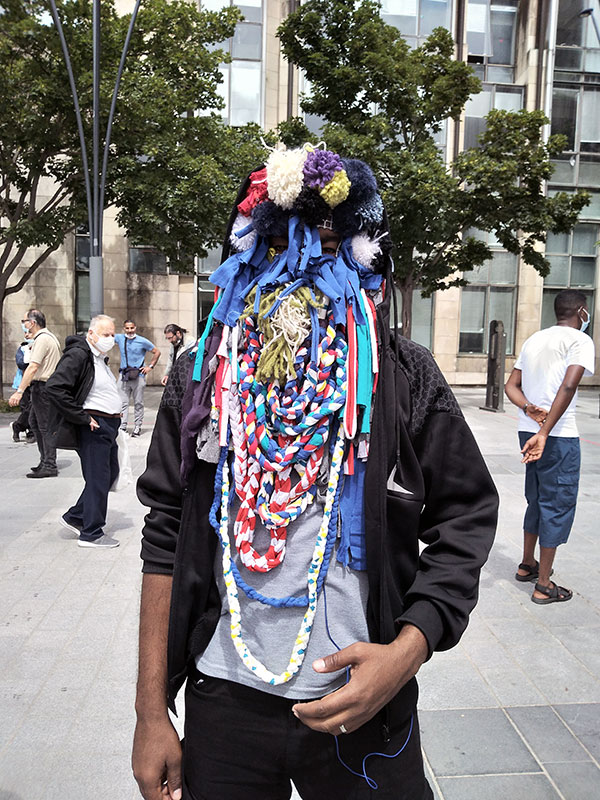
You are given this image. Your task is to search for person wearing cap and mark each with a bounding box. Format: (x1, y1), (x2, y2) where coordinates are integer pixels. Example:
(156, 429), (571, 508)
(132, 146), (498, 800)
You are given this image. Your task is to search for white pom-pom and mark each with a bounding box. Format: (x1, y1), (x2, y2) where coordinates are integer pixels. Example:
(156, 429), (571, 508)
(266, 148), (307, 210)
(351, 234), (381, 269)
(230, 213), (256, 252)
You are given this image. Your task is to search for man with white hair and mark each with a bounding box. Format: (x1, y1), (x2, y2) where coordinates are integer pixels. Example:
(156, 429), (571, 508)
(46, 315), (122, 548)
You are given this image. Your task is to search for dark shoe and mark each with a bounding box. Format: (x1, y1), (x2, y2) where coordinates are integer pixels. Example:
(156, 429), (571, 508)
(132, 427), (141, 437)
(25, 432), (36, 443)
(12, 422), (21, 442)
(515, 560), (553, 583)
(531, 581), (573, 605)
(26, 467), (58, 478)
(30, 464), (42, 472)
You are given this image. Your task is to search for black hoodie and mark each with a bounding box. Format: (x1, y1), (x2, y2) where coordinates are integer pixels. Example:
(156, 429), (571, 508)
(45, 335), (97, 446)
(136, 177), (499, 728)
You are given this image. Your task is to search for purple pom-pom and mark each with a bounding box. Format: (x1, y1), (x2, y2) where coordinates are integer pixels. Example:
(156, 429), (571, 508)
(303, 149), (344, 190)
(252, 201), (289, 238)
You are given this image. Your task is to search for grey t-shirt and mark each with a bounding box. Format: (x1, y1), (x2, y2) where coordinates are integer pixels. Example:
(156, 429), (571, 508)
(196, 497), (370, 699)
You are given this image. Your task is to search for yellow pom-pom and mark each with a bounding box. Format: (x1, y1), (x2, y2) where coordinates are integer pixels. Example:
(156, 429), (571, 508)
(319, 170), (350, 208)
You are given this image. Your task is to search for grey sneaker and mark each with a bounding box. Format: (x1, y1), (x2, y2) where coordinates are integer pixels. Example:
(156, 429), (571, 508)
(59, 516), (81, 537)
(132, 426), (141, 437)
(78, 535), (120, 549)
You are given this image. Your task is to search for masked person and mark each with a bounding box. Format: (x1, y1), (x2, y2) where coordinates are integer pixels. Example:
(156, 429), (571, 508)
(46, 315), (122, 548)
(132, 146), (498, 800)
(115, 320), (161, 436)
(505, 289), (594, 604)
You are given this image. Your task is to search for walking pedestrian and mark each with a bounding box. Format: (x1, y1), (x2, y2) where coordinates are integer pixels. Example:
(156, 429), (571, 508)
(161, 324), (195, 386)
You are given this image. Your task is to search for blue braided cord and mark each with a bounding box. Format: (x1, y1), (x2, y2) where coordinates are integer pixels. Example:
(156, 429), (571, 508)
(209, 446), (230, 537)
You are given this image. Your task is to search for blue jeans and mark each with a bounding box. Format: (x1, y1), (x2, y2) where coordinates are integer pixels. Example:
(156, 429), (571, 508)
(519, 432), (580, 548)
(65, 416), (120, 540)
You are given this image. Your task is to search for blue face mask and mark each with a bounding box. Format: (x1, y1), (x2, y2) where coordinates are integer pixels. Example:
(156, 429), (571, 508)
(580, 309), (590, 333)
(21, 323), (29, 334)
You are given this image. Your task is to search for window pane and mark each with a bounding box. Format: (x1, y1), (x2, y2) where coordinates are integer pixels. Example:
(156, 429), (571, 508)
(489, 286), (515, 353)
(581, 91), (600, 152)
(541, 289), (560, 329)
(550, 157), (576, 185)
(236, 0), (262, 24)
(419, 0), (451, 37)
(489, 251), (517, 284)
(232, 22), (262, 60)
(555, 46), (584, 70)
(543, 255), (569, 286)
(487, 65), (513, 82)
(129, 246), (167, 274)
(495, 88), (522, 112)
(459, 286), (486, 352)
(579, 190), (600, 219)
(230, 60), (261, 125)
(411, 291), (433, 350)
(546, 230), (569, 253)
(579, 156), (600, 187)
(464, 86), (493, 118)
(489, 7), (516, 65)
(551, 88), (578, 150)
(571, 257), (596, 287)
(76, 272), (90, 334)
(573, 224), (598, 255)
(584, 48), (600, 72)
(467, 0), (492, 57)
(202, 0), (227, 11)
(465, 261), (489, 284)
(381, 0), (417, 35)
(556, 1), (587, 46)
(217, 63), (229, 120)
(75, 235), (90, 271)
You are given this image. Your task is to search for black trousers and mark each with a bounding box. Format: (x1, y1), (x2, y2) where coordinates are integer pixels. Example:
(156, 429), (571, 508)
(30, 381), (56, 469)
(182, 672), (433, 800)
(13, 385), (33, 434)
(64, 416), (120, 540)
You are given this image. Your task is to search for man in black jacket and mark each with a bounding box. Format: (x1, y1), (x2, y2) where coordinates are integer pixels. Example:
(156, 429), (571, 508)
(132, 150), (498, 800)
(46, 314), (122, 548)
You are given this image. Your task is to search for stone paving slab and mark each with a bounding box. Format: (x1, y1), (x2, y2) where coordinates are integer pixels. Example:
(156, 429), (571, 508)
(1, 386), (599, 799)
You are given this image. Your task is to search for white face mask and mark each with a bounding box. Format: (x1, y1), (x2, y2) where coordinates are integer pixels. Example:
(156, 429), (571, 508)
(94, 335), (115, 353)
(125, 332), (136, 339)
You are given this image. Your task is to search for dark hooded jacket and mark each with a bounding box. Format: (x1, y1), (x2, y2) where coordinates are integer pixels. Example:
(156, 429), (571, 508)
(45, 335), (97, 448)
(137, 175), (499, 730)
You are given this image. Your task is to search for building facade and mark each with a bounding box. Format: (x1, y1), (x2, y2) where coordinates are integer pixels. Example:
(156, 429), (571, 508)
(2, 0), (599, 386)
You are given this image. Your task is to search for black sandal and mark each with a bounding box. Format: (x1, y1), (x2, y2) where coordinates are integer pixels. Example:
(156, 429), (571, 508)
(531, 581), (573, 605)
(515, 561), (540, 582)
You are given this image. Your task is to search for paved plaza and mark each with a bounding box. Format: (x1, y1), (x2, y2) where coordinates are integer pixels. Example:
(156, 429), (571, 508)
(0, 386), (599, 799)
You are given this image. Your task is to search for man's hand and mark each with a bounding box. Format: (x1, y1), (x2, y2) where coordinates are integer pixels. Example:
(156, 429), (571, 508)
(521, 432), (547, 463)
(89, 416), (100, 431)
(132, 716), (182, 800)
(292, 626), (428, 736)
(140, 366), (152, 376)
(525, 404), (548, 425)
(8, 391), (22, 407)
(161, 375), (169, 386)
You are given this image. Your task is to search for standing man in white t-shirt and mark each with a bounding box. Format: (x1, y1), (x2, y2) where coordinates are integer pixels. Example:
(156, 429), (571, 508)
(505, 289), (595, 605)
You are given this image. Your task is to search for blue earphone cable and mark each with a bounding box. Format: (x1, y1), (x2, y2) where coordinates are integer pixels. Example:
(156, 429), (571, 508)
(322, 585), (414, 791)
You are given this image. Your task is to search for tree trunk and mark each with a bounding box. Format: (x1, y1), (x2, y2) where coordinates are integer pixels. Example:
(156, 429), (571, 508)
(399, 280), (414, 340)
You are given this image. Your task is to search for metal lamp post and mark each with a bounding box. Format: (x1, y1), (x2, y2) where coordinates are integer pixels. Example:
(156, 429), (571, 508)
(48, 0), (142, 317)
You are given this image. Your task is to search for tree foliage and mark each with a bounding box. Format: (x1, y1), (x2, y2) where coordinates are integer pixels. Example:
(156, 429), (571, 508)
(278, 0), (589, 337)
(0, 0), (267, 389)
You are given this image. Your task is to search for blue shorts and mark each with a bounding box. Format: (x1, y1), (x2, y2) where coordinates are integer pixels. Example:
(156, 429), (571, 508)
(518, 432), (580, 548)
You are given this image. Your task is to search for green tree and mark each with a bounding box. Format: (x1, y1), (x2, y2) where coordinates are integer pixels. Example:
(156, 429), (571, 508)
(278, 0), (589, 338)
(0, 0), (266, 391)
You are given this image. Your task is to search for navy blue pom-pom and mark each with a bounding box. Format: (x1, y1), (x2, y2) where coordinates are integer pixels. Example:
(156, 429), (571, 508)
(292, 187), (330, 227)
(252, 201), (289, 238)
(343, 159), (378, 204)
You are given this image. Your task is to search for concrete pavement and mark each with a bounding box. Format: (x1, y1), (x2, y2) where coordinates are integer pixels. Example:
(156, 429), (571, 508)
(0, 386), (599, 799)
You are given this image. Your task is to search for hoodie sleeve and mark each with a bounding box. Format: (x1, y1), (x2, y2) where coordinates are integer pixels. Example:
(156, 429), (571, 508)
(45, 348), (92, 426)
(396, 409), (498, 655)
(137, 351), (192, 574)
